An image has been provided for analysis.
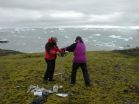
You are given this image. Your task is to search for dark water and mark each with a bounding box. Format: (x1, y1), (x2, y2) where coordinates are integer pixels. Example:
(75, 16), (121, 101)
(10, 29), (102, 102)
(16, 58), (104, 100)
(0, 27), (139, 53)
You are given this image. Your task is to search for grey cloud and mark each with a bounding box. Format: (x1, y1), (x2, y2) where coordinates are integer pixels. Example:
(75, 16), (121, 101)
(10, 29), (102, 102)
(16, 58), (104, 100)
(1, 0), (139, 13)
(0, 0), (139, 27)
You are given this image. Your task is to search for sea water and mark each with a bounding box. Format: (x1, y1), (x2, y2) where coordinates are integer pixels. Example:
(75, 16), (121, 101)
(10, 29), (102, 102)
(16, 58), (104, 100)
(0, 27), (139, 53)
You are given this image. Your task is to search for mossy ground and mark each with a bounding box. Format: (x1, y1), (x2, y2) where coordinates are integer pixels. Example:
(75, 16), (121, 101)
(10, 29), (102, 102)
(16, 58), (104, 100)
(0, 49), (139, 104)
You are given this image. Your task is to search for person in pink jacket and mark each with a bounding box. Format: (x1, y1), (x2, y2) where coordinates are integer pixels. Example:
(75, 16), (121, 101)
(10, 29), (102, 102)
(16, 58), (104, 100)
(63, 36), (91, 86)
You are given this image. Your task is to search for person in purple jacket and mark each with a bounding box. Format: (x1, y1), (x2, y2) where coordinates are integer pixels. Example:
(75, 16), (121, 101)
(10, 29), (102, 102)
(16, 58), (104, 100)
(63, 36), (91, 86)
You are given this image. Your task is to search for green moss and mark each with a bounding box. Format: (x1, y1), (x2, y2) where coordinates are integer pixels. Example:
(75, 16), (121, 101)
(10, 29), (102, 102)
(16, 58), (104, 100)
(0, 49), (139, 104)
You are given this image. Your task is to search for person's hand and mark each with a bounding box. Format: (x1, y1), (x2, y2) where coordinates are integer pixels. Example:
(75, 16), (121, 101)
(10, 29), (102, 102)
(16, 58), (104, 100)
(56, 52), (60, 55)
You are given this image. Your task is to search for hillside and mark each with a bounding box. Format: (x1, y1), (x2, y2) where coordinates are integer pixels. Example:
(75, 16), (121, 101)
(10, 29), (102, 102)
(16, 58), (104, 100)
(0, 48), (139, 104)
(0, 48), (22, 56)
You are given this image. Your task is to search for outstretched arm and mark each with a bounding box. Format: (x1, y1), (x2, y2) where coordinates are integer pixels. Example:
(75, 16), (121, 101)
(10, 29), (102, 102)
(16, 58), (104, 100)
(63, 43), (77, 52)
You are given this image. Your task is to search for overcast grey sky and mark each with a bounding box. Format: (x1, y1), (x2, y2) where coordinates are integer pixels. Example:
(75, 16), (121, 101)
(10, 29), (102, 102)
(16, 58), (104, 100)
(0, 0), (139, 27)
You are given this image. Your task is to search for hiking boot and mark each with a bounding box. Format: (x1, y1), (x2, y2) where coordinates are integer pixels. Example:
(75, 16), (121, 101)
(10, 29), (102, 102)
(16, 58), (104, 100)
(85, 83), (92, 87)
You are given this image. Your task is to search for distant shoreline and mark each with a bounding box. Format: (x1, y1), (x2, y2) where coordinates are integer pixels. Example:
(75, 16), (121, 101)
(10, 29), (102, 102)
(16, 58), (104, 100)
(0, 47), (139, 56)
(0, 48), (22, 56)
(0, 40), (9, 43)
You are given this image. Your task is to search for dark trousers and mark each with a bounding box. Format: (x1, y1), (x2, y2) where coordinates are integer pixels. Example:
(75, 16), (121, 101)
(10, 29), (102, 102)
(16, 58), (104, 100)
(44, 59), (55, 81)
(71, 63), (91, 86)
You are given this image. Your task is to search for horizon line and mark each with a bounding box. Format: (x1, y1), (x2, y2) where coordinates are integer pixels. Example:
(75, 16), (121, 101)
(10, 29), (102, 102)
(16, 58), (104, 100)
(0, 25), (139, 29)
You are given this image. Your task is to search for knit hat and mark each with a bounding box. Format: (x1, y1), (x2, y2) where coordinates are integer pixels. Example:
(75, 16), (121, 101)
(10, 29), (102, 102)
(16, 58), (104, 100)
(75, 36), (83, 43)
(48, 37), (57, 43)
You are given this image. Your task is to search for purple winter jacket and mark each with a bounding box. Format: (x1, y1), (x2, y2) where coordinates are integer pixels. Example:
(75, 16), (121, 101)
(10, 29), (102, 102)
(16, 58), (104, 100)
(73, 42), (86, 63)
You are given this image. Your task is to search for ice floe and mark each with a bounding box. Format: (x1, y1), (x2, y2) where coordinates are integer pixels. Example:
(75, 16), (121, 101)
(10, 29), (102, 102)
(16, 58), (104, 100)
(64, 36), (69, 39)
(58, 28), (64, 31)
(109, 35), (133, 41)
(95, 34), (101, 36)
(38, 36), (43, 39)
(118, 47), (124, 49)
(0, 38), (9, 43)
(95, 42), (115, 47)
